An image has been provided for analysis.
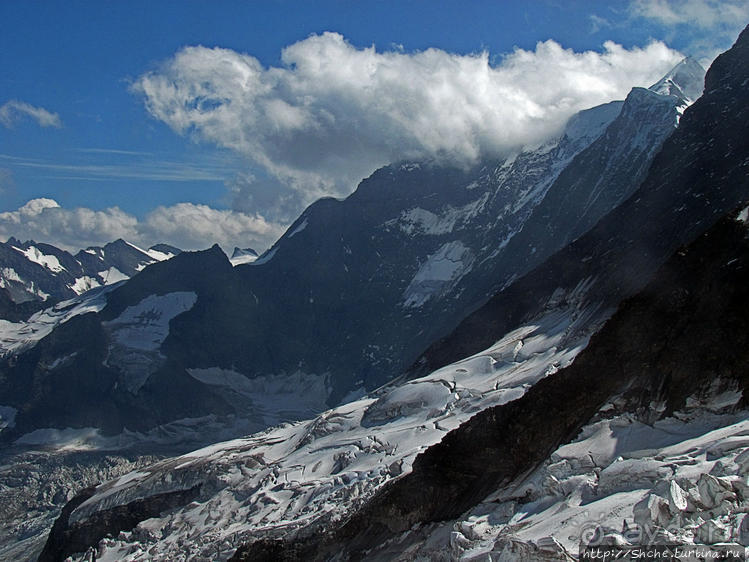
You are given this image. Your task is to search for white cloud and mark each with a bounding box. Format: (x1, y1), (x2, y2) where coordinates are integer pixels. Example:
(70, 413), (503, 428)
(140, 203), (285, 252)
(629, 0), (749, 61)
(630, 0), (749, 28)
(0, 199), (282, 254)
(133, 33), (683, 208)
(589, 14), (613, 34)
(0, 100), (62, 129)
(0, 199), (139, 250)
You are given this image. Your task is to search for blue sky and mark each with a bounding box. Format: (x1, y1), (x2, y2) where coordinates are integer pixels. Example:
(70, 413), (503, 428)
(1, 0), (747, 252)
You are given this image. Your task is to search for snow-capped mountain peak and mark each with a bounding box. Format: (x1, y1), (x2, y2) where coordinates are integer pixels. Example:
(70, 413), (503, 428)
(649, 56), (705, 104)
(229, 247), (259, 266)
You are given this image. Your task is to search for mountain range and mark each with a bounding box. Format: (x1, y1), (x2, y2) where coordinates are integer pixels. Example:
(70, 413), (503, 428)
(34, 26), (749, 561)
(0, 238), (180, 322)
(0, 56), (706, 445)
(1, 24), (749, 562)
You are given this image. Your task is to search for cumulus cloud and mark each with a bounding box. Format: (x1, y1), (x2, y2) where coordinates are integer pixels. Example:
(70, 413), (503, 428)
(132, 33), (683, 208)
(0, 100), (62, 129)
(0, 199), (282, 254)
(0, 199), (139, 250)
(139, 203), (285, 252)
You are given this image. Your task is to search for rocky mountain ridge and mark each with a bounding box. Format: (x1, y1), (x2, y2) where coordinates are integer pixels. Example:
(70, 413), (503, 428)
(33, 26), (749, 561)
(0, 238), (180, 321)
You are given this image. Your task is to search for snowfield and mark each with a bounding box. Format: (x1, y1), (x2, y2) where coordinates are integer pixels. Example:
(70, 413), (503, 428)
(404, 405), (749, 561)
(13, 245), (65, 273)
(60, 276), (749, 561)
(0, 284), (117, 357)
(103, 291), (198, 393)
(64, 284), (613, 561)
(403, 241), (475, 307)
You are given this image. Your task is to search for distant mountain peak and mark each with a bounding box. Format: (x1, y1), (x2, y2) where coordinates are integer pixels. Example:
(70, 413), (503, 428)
(649, 56), (706, 103)
(0, 237), (183, 314)
(230, 246), (259, 266)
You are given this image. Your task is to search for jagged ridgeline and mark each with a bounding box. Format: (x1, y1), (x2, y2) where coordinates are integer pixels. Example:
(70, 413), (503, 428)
(0, 239), (180, 320)
(0, 55), (706, 443)
(35, 24), (749, 562)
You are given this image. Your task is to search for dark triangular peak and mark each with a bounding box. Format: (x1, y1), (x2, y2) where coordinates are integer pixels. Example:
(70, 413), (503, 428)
(100, 244), (233, 320)
(75, 239), (155, 279)
(649, 56), (706, 103)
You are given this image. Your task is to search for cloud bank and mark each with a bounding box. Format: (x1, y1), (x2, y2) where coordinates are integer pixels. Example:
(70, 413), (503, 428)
(133, 33), (683, 208)
(0, 100), (62, 129)
(0, 199), (283, 254)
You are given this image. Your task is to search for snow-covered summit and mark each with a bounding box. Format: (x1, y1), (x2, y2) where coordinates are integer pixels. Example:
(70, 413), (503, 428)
(649, 56), (705, 103)
(229, 247), (259, 266)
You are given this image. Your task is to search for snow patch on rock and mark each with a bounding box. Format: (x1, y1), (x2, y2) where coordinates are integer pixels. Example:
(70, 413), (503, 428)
(250, 247), (277, 266)
(69, 276), (102, 295)
(0, 286), (116, 356)
(187, 368), (330, 427)
(14, 245), (65, 273)
(287, 218), (308, 238)
(98, 267), (129, 285)
(388, 194), (489, 237)
(403, 241), (474, 307)
(103, 292), (197, 393)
